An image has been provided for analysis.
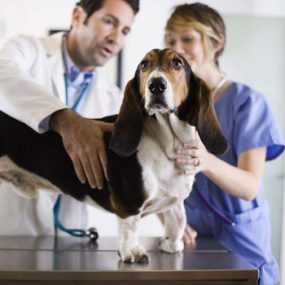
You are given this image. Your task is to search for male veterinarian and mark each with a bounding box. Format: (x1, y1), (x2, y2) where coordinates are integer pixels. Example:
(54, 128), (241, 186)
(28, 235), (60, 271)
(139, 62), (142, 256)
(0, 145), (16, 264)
(0, 0), (139, 235)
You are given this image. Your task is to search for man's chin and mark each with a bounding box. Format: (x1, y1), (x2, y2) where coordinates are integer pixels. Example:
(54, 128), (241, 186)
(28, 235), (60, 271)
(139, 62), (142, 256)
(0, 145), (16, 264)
(94, 52), (114, 66)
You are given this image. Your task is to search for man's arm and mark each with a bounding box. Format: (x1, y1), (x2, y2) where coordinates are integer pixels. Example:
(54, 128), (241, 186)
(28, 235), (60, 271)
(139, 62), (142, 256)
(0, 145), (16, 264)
(50, 109), (113, 189)
(0, 36), (66, 133)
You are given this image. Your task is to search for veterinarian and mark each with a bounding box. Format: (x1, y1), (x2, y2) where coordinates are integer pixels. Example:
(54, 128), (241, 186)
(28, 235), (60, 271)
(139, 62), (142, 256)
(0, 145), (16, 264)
(165, 3), (284, 285)
(0, 0), (139, 236)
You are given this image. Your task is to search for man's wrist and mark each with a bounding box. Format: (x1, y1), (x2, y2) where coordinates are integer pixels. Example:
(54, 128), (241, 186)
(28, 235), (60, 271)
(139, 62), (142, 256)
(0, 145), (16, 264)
(94, 121), (114, 133)
(50, 108), (75, 134)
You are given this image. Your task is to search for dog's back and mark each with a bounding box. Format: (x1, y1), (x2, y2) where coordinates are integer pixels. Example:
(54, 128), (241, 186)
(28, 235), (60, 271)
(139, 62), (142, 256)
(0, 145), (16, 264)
(0, 112), (143, 216)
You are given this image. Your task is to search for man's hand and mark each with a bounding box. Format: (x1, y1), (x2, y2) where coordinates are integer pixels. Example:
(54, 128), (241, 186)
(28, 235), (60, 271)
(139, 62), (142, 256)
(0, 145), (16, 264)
(50, 109), (109, 189)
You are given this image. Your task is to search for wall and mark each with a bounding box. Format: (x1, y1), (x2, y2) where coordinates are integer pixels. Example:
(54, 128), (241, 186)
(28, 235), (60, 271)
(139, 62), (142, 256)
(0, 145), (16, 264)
(0, 0), (284, 275)
(0, 0), (74, 38)
(222, 14), (285, 267)
(122, 0), (285, 85)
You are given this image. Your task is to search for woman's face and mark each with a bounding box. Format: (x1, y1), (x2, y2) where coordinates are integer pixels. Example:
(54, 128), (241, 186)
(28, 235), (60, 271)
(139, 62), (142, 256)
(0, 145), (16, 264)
(165, 26), (215, 76)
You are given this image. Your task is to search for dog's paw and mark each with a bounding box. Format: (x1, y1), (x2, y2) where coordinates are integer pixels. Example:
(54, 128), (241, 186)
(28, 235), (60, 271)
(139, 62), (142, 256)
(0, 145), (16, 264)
(119, 245), (149, 264)
(159, 237), (184, 253)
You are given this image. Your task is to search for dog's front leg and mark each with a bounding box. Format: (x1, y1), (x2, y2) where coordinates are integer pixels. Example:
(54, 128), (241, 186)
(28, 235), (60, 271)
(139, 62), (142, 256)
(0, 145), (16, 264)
(118, 215), (149, 264)
(157, 201), (186, 253)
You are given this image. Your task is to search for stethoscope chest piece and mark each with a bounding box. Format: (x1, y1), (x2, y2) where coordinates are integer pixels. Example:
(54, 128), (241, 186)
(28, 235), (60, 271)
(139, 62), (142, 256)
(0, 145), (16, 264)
(86, 227), (99, 243)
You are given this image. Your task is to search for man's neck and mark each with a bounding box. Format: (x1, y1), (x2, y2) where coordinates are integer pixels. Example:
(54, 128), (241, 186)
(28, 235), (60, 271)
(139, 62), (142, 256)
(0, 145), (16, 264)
(65, 34), (95, 72)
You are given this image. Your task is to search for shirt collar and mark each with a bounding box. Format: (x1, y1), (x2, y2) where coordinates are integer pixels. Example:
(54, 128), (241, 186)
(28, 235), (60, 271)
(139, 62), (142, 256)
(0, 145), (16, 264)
(63, 39), (95, 84)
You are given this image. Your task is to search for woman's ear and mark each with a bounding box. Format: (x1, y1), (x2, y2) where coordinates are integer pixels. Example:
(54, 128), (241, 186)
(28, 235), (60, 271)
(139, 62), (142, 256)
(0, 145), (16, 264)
(110, 77), (144, 157)
(178, 73), (228, 155)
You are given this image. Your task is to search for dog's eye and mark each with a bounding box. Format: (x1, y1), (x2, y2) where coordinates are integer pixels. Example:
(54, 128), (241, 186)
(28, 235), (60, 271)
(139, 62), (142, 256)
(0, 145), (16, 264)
(140, 60), (150, 71)
(171, 58), (183, 70)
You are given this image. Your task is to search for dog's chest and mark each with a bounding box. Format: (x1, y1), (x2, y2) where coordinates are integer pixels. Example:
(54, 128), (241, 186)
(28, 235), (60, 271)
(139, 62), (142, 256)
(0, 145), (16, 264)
(137, 115), (195, 201)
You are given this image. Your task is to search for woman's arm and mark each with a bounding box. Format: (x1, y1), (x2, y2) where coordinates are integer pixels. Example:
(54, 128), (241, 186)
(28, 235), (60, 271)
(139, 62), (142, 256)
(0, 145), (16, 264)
(176, 133), (266, 201)
(203, 147), (266, 200)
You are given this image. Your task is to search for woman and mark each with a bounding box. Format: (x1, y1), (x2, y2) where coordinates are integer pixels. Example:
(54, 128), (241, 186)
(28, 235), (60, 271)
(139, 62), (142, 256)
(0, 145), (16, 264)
(165, 3), (285, 285)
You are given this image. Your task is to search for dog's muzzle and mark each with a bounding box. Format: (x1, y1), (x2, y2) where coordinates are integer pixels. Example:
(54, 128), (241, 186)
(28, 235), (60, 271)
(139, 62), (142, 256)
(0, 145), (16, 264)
(147, 77), (168, 112)
(148, 77), (167, 95)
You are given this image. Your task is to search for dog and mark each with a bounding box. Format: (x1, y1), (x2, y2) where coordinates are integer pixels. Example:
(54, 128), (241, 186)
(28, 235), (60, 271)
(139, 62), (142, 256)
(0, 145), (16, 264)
(0, 48), (227, 263)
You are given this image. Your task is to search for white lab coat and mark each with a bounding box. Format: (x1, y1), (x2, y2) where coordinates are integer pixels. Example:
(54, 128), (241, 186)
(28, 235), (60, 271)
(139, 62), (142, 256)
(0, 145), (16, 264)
(0, 33), (122, 235)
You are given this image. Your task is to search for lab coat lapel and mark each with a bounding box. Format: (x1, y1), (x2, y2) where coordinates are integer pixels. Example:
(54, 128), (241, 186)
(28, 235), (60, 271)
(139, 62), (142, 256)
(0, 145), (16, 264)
(79, 74), (100, 117)
(50, 51), (65, 104)
(81, 69), (111, 118)
(44, 33), (66, 104)
(43, 34), (121, 118)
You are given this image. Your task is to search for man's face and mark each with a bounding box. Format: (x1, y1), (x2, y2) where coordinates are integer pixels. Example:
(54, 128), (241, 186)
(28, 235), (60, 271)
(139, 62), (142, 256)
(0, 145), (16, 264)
(71, 0), (135, 68)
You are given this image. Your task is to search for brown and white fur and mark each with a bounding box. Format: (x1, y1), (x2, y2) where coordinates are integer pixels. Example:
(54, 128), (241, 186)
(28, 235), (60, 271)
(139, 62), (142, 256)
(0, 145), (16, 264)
(0, 48), (227, 263)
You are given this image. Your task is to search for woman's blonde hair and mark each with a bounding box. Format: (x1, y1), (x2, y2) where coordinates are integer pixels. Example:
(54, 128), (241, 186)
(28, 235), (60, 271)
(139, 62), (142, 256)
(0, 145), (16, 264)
(166, 3), (226, 66)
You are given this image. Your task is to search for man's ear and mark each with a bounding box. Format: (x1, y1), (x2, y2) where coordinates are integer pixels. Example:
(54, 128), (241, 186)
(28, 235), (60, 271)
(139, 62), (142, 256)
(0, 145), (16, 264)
(109, 76), (144, 157)
(178, 73), (228, 155)
(71, 6), (87, 28)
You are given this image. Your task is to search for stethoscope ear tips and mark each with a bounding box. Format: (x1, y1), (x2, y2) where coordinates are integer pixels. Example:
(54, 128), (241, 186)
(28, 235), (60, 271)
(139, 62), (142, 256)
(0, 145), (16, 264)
(86, 227), (99, 243)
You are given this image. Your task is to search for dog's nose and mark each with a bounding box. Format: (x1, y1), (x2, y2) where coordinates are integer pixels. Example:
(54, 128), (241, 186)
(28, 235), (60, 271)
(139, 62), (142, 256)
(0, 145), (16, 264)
(148, 77), (167, 94)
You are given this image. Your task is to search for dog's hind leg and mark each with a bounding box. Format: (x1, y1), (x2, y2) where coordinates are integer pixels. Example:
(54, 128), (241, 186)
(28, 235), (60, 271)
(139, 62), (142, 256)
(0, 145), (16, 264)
(117, 215), (149, 264)
(0, 155), (60, 199)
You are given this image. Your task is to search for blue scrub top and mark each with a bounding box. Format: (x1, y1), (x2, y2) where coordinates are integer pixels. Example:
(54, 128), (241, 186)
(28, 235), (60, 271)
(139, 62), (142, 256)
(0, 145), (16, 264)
(184, 81), (285, 285)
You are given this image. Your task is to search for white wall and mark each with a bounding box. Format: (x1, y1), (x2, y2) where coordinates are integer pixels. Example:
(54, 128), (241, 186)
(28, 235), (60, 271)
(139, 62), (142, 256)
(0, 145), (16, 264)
(122, 0), (285, 86)
(0, 0), (284, 260)
(0, 0), (74, 38)
(223, 15), (285, 271)
(282, 181), (285, 285)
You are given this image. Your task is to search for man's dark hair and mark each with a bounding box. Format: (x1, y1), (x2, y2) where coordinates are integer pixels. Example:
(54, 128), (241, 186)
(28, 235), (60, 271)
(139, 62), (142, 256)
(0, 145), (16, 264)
(76, 0), (140, 20)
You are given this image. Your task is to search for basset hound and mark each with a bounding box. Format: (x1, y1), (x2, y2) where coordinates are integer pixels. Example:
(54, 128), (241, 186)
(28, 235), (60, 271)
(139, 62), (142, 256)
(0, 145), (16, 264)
(0, 48), (227, 263)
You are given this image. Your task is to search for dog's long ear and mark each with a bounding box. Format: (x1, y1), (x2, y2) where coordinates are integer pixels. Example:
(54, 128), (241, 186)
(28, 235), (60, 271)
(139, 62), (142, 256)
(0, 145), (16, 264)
(178, 72), (228, 155)
(110, 76), (144, 157)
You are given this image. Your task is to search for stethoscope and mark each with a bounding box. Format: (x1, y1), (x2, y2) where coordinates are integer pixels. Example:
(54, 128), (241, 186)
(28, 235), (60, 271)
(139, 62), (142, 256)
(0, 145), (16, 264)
(52, 35), (99, 243)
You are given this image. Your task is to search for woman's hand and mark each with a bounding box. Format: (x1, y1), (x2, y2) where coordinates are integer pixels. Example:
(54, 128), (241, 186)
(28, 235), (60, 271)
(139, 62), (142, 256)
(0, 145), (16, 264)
(183, 224), (197, 245)
(175, 131), (212, 175)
